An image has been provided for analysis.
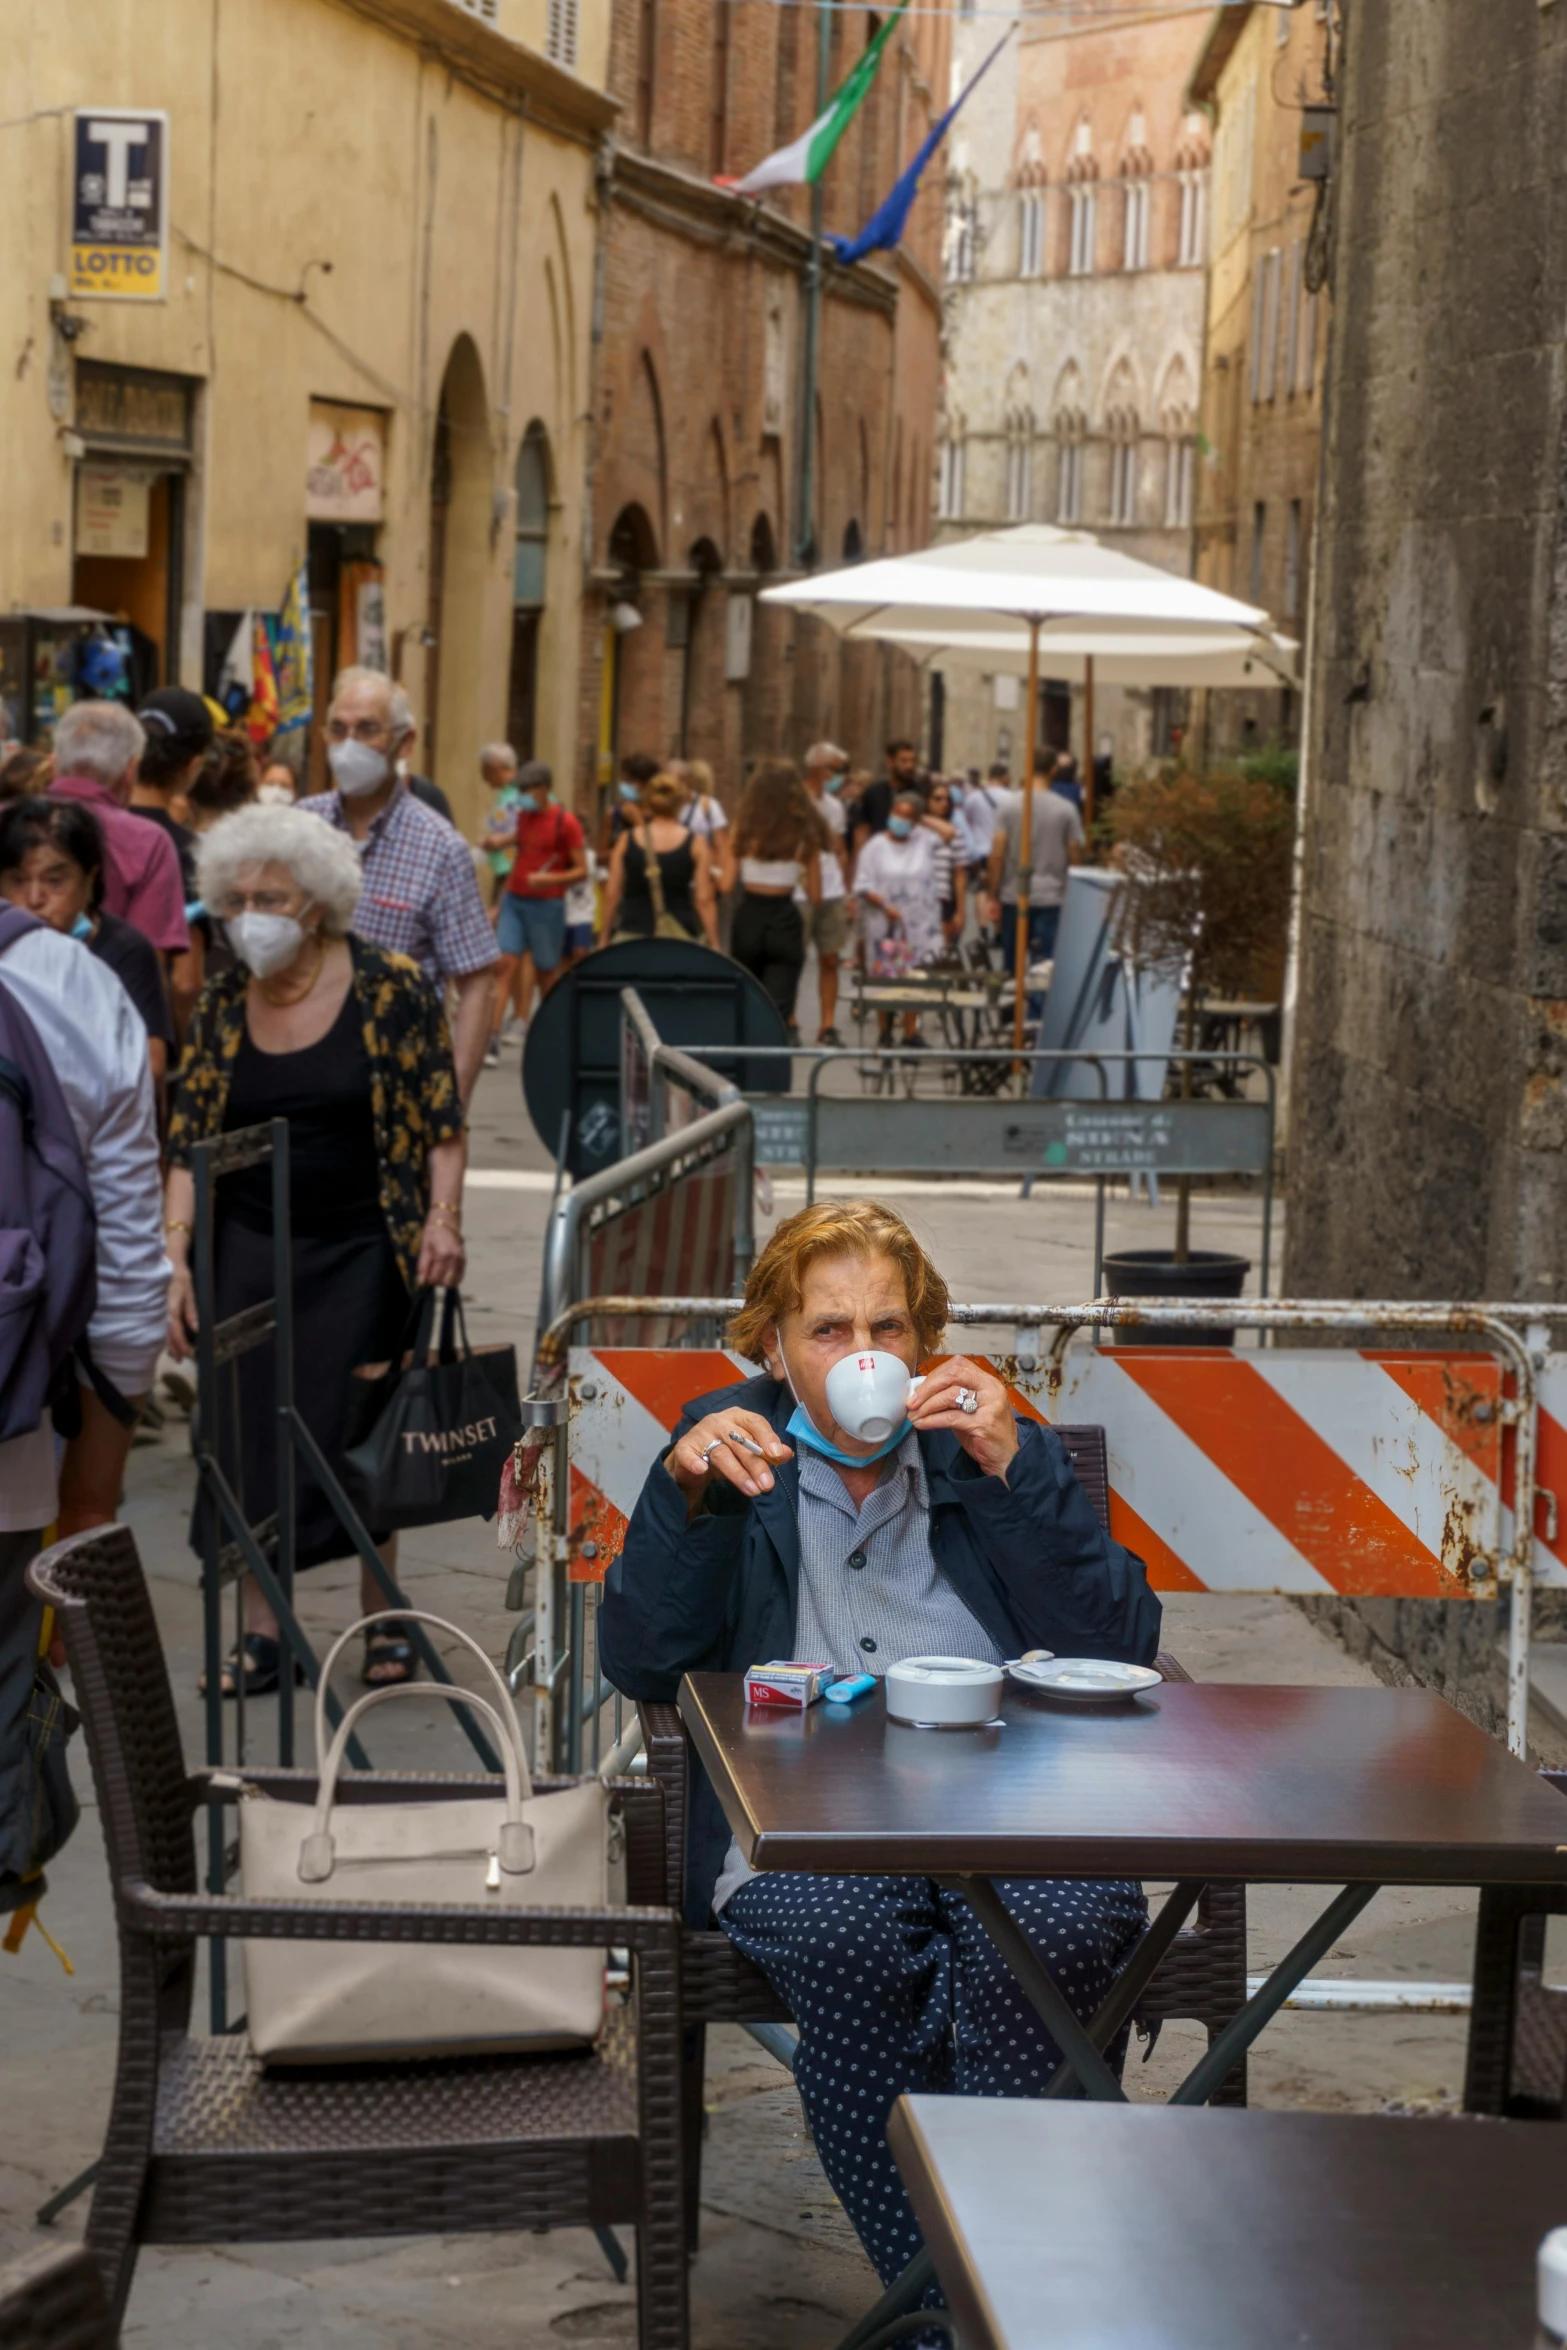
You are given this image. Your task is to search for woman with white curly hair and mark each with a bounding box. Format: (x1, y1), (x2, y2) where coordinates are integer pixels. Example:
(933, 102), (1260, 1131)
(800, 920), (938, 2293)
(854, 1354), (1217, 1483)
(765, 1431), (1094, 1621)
(163, 804), (466, 1694)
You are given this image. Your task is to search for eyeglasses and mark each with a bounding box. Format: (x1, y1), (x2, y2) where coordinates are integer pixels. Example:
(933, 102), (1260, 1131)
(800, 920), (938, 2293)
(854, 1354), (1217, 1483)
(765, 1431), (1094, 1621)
(326, 718), (390, 744)
(213, 887), (302, 917)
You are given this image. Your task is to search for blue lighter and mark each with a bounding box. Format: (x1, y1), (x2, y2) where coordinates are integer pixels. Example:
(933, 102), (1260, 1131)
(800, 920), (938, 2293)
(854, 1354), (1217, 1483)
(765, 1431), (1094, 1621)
(824, 1674), (877, 1705)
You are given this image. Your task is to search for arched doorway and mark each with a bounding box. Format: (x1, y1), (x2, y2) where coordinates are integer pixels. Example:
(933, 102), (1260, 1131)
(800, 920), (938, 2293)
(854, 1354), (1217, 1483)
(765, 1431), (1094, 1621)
(680, 536), (725, 764)
(509, 421), (551, 757)
(426, 334), (489, 804)
(601, 502), (661, 781)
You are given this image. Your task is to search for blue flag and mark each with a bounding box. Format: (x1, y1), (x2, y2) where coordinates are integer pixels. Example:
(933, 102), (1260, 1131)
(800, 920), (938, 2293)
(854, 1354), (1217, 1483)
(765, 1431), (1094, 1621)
(826, 30), (1011, 269)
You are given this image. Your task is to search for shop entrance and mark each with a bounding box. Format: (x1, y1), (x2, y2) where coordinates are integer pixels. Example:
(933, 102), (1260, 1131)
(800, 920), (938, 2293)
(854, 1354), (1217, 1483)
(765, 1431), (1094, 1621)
(70, 362), (197, 693)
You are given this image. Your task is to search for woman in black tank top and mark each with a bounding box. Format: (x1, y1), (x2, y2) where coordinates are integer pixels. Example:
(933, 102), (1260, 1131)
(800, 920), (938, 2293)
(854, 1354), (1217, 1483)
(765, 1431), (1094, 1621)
(599, 770), (719, 946)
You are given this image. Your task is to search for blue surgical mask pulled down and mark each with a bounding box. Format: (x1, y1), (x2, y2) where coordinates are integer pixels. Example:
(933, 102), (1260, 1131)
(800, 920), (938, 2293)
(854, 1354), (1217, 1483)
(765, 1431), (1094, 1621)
(786, 1405), (908, 1467)
(887, 814), (914, 838)
(777, 1339), (911, 1466)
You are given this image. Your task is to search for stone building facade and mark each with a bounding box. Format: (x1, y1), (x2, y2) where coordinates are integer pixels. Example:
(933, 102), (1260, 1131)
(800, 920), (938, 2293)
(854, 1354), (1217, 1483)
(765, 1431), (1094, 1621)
(0, 0), (613, 836)
(1189, 0), (1332, 759)
(1284, 0), (1567, 1734)
(579, 0), (952, 804)
(934, 3), (1210, 776)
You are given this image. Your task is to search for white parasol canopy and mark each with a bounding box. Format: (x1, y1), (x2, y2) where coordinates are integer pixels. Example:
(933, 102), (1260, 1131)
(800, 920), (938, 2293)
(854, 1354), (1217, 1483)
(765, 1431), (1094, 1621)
(761, 524), (1293, 1049)
(758, 522), (1282, 655)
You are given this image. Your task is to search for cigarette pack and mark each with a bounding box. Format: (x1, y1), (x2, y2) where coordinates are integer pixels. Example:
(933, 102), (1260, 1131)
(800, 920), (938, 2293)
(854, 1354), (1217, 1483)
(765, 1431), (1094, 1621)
(744, 1660), (832, 1709)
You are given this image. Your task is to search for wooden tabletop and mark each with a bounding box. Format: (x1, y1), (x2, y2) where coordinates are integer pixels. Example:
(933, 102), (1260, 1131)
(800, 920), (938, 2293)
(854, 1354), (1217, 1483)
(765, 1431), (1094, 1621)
(678, 1675), (1567, 1884)
(887, 2097), (1555, 2350)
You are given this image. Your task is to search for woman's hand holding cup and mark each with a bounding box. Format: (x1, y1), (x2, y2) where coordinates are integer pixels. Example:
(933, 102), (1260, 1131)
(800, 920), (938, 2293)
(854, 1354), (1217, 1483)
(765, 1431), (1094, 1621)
(906, 1356), (1018, 1480)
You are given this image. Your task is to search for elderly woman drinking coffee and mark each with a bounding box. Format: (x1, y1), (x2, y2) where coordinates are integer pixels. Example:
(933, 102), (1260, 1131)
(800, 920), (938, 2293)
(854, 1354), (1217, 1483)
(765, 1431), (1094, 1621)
(165, 803), (465, 1695)
(600, 1200), (1159, 2292)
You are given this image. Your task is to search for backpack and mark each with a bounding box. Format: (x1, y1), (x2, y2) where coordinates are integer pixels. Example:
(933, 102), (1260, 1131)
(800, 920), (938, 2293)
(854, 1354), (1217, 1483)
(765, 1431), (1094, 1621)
(0, 907), (99, 1443)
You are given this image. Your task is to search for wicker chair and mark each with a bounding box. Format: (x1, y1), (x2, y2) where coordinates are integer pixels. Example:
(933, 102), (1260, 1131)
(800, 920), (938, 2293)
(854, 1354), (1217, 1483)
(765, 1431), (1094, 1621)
(1464, 1766), (1567, 2117)
(28, 1526), (688, 2345)
(0, 2243), (116, 2349)
(638, 1424), (1249, 2247)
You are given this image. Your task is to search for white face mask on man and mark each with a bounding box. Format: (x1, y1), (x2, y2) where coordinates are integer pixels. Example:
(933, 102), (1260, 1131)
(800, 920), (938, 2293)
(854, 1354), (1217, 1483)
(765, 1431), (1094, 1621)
(227, 909), (311, 979)
(328, 738), (390, 798)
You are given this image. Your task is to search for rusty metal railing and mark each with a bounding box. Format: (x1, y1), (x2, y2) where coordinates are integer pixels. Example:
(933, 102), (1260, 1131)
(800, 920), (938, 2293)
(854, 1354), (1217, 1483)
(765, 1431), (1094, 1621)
(532, 1292), (1542, 1757)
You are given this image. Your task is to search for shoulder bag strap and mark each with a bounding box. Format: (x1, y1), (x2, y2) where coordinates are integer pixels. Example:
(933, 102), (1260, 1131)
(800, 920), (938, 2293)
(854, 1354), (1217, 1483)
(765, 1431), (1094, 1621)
(636, 823), (672, 928)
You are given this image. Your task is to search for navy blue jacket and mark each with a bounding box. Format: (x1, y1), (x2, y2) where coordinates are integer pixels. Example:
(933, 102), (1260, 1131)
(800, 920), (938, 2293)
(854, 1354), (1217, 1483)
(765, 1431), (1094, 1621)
(598, 1371), (1161, 1921)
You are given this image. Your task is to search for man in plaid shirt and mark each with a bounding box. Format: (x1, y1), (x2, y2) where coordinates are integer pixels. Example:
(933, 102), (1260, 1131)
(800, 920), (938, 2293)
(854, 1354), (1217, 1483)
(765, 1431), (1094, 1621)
(301, 667), (497, 1103)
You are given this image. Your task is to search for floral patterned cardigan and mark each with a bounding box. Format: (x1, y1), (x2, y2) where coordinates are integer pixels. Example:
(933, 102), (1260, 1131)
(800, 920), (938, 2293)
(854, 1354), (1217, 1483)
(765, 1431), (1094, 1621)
(165, 937), (463, 1291)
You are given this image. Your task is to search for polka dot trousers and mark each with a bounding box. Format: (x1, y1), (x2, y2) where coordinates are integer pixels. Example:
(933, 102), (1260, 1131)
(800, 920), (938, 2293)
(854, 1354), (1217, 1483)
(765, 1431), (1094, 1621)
(722, 1871), (1149, 2288)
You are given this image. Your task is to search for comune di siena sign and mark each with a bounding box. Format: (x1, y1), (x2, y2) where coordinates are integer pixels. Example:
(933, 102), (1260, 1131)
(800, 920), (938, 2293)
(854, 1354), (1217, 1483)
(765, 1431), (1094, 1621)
(70, 109), (168, 301)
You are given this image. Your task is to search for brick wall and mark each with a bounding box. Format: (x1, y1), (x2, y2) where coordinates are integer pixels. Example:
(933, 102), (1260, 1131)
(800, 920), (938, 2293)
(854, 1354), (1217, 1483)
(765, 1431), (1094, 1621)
(577, 0), (948, 807)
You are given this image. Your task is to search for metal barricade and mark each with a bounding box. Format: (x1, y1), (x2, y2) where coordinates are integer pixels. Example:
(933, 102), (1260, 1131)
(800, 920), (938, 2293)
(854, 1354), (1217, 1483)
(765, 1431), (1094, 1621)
(531, 1291), (1544, 1756)
(678, 1042), (1277, 1293)
(512, 1002), (758, 1770)
(515, 1290), (1557, 2017)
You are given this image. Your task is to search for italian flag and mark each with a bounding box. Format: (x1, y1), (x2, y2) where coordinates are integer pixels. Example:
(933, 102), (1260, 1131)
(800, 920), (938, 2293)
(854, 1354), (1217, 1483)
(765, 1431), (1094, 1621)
(723, 0), (910, 195)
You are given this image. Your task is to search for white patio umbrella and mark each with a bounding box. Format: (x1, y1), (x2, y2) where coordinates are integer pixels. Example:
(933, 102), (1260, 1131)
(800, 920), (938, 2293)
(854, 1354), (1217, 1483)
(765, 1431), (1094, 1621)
(761, 524), (1290, 1048)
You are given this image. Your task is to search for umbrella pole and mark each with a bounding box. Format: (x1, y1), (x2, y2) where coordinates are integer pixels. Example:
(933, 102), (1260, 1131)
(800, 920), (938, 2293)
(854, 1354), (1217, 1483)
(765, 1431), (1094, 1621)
(1013, 617), (1042, 1057)
(1083, 653), (1096, 832)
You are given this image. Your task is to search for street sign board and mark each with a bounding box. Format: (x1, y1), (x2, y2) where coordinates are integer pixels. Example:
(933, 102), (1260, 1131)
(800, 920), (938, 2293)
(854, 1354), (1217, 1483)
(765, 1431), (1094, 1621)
(747, 1093), (1272, 1177)
(70, 110), (168, 300)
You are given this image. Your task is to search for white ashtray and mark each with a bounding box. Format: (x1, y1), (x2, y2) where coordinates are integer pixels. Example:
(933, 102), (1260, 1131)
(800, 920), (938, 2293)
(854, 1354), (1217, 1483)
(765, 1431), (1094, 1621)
(885, 1655), (1005, 1728)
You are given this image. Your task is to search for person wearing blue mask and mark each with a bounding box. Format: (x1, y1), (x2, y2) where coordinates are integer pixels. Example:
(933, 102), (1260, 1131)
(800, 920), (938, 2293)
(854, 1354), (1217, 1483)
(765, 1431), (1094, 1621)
(601, 1200), (1159, 2300)
(801, 740), (851, 1045)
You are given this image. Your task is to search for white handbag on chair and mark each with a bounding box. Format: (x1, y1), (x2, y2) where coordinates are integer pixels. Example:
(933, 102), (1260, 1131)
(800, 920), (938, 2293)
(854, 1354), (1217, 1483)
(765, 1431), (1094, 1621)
(239, 1611), (616, 2065)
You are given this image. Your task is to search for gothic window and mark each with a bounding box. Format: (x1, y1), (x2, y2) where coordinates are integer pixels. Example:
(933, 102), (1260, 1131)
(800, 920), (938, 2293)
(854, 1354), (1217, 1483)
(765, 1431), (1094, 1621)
(1055, 415), (1085, 524)
(1107, 412), (1139, 528)
(1019, 191), (1044, 278)
(1005, 412), (1034, 522)
(1122, 176), (1150, 271)
(938, 434), (967, 520)
(1068, 183), (1096, 276)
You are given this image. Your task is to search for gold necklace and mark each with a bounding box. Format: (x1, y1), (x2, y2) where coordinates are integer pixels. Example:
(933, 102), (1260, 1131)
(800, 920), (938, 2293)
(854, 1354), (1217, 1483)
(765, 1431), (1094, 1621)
(257, 933), (327, 1007)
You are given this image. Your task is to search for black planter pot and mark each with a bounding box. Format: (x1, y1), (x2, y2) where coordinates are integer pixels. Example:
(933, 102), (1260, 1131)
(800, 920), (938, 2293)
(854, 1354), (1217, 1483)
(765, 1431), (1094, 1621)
(1099, 1248), (1252, 1347)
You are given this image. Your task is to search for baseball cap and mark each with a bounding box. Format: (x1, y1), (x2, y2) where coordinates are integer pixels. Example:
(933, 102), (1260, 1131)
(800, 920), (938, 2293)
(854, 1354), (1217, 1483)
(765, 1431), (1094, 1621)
(137, 686), (216, 759)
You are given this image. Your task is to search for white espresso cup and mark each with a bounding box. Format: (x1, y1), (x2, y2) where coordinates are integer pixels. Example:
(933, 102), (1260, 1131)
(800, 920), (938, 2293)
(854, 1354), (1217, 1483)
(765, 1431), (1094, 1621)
(824, 1349), (917, 1443)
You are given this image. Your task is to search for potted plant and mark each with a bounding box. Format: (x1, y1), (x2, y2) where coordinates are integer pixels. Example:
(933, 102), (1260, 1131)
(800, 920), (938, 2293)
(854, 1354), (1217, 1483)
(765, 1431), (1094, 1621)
(1099, 760), (1295, 1334)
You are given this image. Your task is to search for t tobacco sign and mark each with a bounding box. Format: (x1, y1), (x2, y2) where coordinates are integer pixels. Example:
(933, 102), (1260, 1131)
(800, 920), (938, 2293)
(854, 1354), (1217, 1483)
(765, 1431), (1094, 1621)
(70, 109), (168, 301)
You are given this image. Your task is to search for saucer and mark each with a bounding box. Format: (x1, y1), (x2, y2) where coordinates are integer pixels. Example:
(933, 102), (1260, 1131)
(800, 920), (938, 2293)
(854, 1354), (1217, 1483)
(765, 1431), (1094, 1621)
(1008, 1658), (1161, 1704)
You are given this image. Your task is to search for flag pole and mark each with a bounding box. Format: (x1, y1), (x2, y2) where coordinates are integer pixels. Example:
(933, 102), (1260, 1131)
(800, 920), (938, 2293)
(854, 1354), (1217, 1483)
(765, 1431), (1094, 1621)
(795, 1), (833, 567)
(1013, 617), (1042, 1056)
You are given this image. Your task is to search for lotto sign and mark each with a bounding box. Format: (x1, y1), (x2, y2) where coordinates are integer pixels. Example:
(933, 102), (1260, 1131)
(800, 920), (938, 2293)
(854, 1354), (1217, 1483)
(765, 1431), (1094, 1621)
(71, 111), (168, 300)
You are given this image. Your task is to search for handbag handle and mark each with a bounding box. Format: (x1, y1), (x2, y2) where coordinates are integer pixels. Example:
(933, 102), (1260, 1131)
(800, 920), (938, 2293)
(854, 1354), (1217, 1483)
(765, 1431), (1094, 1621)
(299, 1681), (534, 1884)
(313, 1609), (531, 1805)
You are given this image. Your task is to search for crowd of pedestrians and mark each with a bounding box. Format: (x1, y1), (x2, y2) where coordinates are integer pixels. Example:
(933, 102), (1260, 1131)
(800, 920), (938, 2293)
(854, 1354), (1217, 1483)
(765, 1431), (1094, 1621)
(0, 677), (1089, 1919)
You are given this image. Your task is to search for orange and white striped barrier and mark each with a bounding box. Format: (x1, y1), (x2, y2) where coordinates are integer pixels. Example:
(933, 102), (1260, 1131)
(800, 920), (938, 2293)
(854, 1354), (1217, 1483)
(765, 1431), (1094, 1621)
(563, 1343), (1532, 1601)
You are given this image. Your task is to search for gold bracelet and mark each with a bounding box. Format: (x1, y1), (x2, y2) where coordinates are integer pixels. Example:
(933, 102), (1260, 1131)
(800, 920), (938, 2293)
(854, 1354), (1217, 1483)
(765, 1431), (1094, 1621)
(428, 1208), (462, 1228)
(428, 1198), (463, 1213)
(165, 1220), (194, 1237)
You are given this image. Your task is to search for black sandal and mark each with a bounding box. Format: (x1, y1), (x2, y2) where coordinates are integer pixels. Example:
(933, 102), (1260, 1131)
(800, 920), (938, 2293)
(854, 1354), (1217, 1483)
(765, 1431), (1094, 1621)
(362, 1623), (418, 1687)
(200, 1633), (299, 1700)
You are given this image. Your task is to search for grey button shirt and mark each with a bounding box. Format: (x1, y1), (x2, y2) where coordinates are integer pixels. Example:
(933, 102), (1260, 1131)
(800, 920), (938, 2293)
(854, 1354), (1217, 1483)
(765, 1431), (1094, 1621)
(710, 1431), (1002, 1915)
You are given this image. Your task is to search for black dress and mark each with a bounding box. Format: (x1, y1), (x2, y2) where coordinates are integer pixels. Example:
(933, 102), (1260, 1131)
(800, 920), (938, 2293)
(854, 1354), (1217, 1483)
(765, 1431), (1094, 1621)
(203, 986), (410, 1568)
(620, 830), (700, 938)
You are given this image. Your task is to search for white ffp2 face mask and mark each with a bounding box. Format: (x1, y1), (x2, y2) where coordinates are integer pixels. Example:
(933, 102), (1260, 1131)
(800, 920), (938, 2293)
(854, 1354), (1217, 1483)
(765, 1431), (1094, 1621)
(328, 738), (390, 797)
(227, 911), (307, 978)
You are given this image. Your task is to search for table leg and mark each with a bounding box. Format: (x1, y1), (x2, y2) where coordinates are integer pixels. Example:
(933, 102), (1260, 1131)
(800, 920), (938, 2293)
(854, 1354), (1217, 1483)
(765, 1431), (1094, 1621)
(834, 2248), (936, 2350)
(1168, 1882), (1379, 2107)
(1041, 1879), (1207, 2099)
(833, 1882), (1207, 2350)
(946, 1874), (1128, 2103)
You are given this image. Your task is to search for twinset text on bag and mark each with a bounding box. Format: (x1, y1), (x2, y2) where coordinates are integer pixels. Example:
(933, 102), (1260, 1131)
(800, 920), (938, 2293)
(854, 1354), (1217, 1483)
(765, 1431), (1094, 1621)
(400, 1414), (500, 1458)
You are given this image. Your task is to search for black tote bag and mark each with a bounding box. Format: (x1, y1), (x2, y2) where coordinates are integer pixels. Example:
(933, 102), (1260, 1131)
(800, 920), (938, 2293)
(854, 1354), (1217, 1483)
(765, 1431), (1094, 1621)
(341, 1289), (522, 1530)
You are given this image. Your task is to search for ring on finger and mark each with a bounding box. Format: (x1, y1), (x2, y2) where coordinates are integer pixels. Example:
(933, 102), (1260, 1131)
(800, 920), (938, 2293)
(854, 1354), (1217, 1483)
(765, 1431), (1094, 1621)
(956, 1386), (979, 1415)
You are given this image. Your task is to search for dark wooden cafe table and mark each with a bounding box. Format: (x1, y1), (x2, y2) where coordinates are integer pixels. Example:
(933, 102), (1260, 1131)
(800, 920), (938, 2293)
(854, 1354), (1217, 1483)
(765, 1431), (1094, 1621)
(679, 1673), (1567, 2349)
(887, 2096), (1567, 2350)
